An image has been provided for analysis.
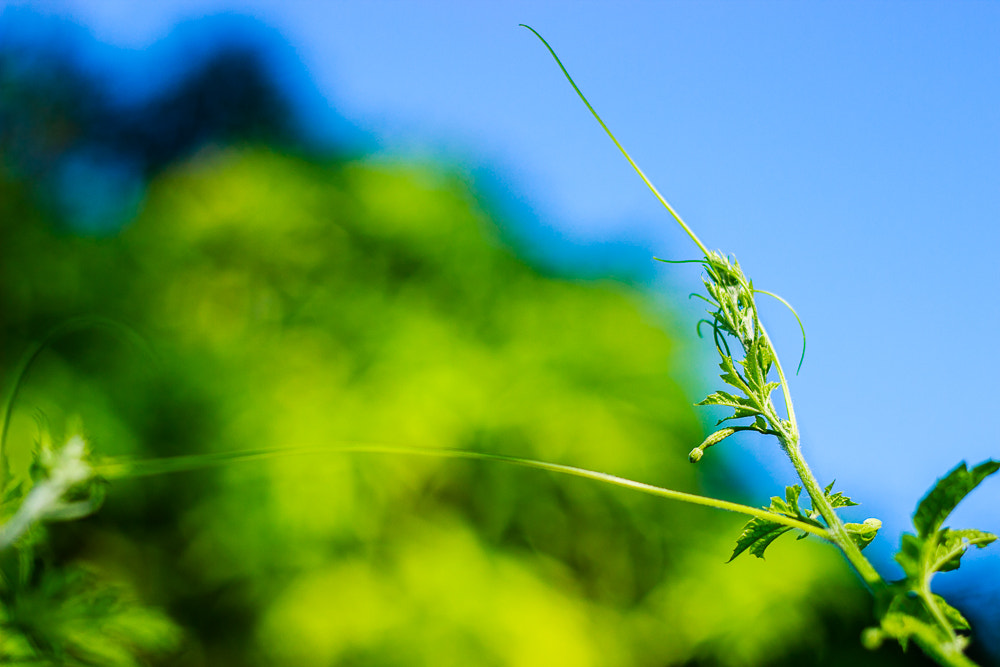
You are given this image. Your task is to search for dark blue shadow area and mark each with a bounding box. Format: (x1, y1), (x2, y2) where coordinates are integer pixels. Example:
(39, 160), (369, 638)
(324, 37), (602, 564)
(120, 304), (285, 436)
(0, 8), (361, 232)
(0, 5), (660, 281)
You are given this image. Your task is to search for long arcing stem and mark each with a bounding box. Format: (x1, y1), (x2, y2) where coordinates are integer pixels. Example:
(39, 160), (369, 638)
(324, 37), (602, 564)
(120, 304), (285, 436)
(94, 443), (830, 538)
(520, 25), (710, 258)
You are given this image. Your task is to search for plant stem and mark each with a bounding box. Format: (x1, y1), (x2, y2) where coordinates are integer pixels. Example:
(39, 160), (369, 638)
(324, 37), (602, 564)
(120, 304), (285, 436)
(919, 583), (958, 643)
(757, 323), (884, 588)
(757, 320), (798, 433)
(783, 438), (883, 588)
(519, 24), (710, 258)
(94, 444), (830, 538)
(912, 633), (979, 667)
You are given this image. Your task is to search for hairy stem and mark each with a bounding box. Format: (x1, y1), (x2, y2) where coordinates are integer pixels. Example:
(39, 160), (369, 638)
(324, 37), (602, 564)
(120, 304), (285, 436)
(757, 320), (798, 433)
(783, 438), (883, 588)
(758, 324), (883, 587)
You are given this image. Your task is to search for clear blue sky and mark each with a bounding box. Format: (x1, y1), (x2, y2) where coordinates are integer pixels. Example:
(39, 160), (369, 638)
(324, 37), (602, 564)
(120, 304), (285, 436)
(4, 0), (999, 625)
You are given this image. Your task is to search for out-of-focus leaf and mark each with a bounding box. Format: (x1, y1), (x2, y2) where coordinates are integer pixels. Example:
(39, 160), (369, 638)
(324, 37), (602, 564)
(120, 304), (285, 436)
(913, 460), (999, 539)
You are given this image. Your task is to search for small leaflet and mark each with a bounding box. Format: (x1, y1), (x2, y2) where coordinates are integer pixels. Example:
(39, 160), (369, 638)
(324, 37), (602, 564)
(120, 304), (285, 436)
(729, 482), (874, 562)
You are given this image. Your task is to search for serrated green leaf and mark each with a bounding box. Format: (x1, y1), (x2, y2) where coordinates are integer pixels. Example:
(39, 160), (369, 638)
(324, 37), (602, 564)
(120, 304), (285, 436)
(826, 491), (859, 508)
(880, 610), (949, 652)
(783, 484), (803, 517)
(913, 459), (999, 539)
(821, 480), (859, 508)
(878, 589), (955, 652)
(749, 525), (793, 558)
(696, 390), (751, 409)
(696, 391), (760, 423)
(728, 486), (818, 561)
(934, 595), (971, 632)
(761, 381), (781, 397)
(946, 528), (997, 549)
(717, 355), (750, 394)
(729, 516), (792, 561)
(739, 338), (775, 395)
(882, 521), (991, 661)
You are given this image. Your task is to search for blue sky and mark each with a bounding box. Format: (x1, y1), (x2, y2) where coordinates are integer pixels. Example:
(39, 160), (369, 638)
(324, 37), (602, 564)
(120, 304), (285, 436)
(4, 0), (999, 626)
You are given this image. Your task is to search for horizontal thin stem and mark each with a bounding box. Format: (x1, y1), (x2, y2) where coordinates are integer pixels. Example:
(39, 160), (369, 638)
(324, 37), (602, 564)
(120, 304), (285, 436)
(95, 443), (829, 538)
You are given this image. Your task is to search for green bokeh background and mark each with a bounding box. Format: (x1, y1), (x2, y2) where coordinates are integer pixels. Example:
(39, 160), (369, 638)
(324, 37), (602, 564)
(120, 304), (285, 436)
(0, 16), (947, 667)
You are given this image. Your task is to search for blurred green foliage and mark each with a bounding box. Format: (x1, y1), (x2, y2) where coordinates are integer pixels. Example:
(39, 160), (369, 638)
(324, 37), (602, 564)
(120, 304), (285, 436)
(0, 148), (930, 666)
(0, 20), (935, 666)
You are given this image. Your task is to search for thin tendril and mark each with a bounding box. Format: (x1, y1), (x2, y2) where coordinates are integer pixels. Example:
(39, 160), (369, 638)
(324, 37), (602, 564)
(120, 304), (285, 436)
(520, 24), (710, 257)
(753, 289), (807, 374)
(712, 324), (733, 359)
(688, 292), (717, 307)
(695, 319), (714, 339)
(654, 257), (709, 266)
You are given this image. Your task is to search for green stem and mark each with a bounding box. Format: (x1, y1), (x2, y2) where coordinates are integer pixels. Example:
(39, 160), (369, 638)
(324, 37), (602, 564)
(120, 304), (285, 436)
(757, 320), (798, 434)
(911, 632), (980, 667)
(520, 24), (973, 666)
(94, 443), (830, 538)
(756, 323), (882, 588)
(783, 438), (883, 588)
(520, 25), (710, 258)
(919, 583), (958, 643)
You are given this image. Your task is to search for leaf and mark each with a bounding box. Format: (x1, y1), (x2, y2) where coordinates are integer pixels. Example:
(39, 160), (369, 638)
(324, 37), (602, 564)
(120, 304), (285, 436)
(783, 484), (804, 517)
(931, 528), (997, 573)
(876, 462), (999, 661)
(0, 560), (181, 665)
(872, 588), (973, 654)
(913, 460), (999, 539)
(761, 381), (781, 397)
(845, 518), (881, 551)
(894, 533), (926, 580)
(740, 337), (773, 391)
(935, 595), (971, 632)
(696, 391), (760, 423)
(717, 355), (751, 394)
(824, 481), (859, 509)
(879, 610), (949, 652)
(728, 486), (817, 561)
(729, 516), (792, 562)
